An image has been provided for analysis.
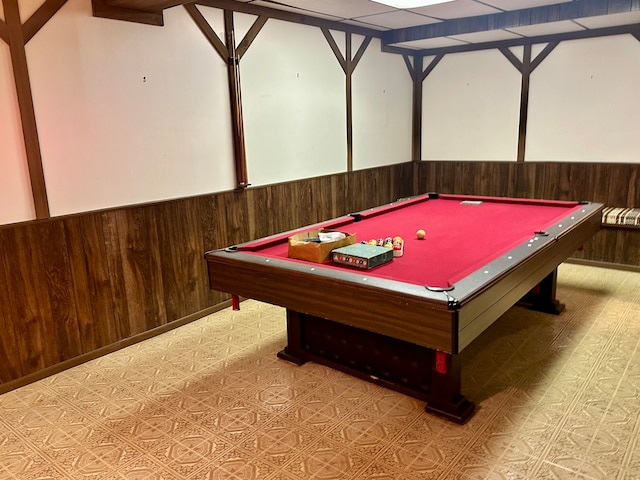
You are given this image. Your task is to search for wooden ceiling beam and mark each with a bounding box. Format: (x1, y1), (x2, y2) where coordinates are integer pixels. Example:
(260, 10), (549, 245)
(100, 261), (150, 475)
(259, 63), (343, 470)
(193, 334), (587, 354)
(197, 0), (383, 39)
(3, 0), (50, 218)
(0, 19), (8, 44)
(92, 0), (164, 26)
(105, 0), (185, 10)
(382, 0), (640, 47)
(23, 0), (69, 43)
(403, 23), (640, 56)
(184, 3), (227, 61)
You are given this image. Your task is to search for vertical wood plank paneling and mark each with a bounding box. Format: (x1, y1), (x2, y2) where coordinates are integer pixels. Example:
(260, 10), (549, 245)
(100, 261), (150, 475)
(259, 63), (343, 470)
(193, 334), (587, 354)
(156, 198), (208, 320)
(581, 163), (608, 204)
(419, 160), (640, 268)
(344, 168), (392, 213)
(64, 214), (120, 352)
(199, 194), (226, 307)
(448, 162), (465, 194)
(0, 228), (24, 382)
(626, 166), (638, 205)
(101, 210), (130, 339)
(306, 175), (335, 224)
(200, 190), (249, 251)
(276, 181), (312, 232)
(247, 187), (275, 240)
(579, 228), (639, 266)
(295, 177), (328, 226)
(200, 190), (250, 305)
(566, 163), (591, 201)
(245, 165), (414, 241)
(223, 190), (250, 246)
(345, 171), (370, 213)
(2, 161), (635, 390)
(453, 162), (516, 197)
(2, 225), (52, 374)
(430, 162), (457, 194)
(104, 207), (167, 336)
(0, 164), (418, 389)
(399, 162), (417, 199)
(512, 162), (640, 207)
(331, 174), (348, 218)
(0, 222), (81, 374)
(38, 221), (83, 363)
(617, 230), (640, 265)
(605, 164), (635, 206)
(457, 163), (477, 194)
(416, 161), (435, 193)
(514, 162), (535, 199)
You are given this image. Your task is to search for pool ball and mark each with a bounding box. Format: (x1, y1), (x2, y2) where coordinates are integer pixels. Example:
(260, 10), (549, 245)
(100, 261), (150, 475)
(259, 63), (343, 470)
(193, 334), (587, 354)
(416, 229), (426, 239)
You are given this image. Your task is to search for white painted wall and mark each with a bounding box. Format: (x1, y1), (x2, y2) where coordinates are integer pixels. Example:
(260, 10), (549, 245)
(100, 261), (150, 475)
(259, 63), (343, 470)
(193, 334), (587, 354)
(3, 1), (411, 225)
(3, 0), (640, 226)
(17, 0), (44, 23)
(422, 49), (521, 161)
(527, 34), (640, 163)
(240, 19), (347, 187)
(353, 37), (412, 170)
(0, 41), (35, 224)
(421, 35), (640, 164)
(26, 0), (235, 217)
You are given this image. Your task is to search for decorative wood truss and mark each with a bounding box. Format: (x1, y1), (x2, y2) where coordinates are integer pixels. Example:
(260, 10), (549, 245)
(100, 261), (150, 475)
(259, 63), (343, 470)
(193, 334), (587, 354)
(2, 0), (640, 218)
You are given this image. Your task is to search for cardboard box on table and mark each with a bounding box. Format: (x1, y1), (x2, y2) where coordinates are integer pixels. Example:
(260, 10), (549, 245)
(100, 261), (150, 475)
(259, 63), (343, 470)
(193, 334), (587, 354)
(288, 229), (356, 263)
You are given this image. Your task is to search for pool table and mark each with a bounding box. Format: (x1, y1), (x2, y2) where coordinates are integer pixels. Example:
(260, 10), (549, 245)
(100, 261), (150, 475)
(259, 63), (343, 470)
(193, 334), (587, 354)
(204, 193), (603, 423)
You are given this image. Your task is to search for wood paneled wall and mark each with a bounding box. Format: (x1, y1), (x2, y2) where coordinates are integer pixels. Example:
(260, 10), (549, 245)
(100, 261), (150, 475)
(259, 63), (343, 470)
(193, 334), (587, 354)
(0, 163), (414, 390)
(0, 160), (636, 390)
(417, 161), (640, 267)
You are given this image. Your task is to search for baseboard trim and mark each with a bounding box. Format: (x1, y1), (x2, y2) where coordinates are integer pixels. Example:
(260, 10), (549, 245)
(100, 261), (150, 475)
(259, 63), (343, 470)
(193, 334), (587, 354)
(0, 300), (233, 395)
(566, 258), (640, 273)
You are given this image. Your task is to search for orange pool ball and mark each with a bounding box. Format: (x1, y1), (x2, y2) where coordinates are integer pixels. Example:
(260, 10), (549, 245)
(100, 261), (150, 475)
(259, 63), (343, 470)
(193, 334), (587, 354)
(416, 229), (426, 239)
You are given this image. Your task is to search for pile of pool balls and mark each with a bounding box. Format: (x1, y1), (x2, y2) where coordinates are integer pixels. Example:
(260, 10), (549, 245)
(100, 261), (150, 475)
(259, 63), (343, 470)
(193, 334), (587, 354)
(362, 236), (405, 256)
(362, 236), (402, 248)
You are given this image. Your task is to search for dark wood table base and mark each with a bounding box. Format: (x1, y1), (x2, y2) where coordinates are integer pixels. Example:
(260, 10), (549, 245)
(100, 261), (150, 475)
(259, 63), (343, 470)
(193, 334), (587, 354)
(277, 310), (475, 424)
(275, 270), (570, 424)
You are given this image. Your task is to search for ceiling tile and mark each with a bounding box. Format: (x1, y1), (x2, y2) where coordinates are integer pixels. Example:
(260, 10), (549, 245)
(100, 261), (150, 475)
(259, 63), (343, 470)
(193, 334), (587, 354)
(506, 19), (585, 37)
(251, 0), (344, 20)
(355, 10), (441, 29)
(339, 19), (389, 31)
(481, 0), (573, 11)
(406, 0), (501, 20)
(235, 0), (638, 48)
(391, 36), (468, 49)
(258, 0), (394, 19)
(448, 29), (523, 44)
(574, 11), (640, 30)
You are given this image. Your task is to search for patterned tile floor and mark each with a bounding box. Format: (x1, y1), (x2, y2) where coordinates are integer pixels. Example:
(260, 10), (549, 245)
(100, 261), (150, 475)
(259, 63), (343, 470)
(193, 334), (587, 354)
(1, 263), (639, 479)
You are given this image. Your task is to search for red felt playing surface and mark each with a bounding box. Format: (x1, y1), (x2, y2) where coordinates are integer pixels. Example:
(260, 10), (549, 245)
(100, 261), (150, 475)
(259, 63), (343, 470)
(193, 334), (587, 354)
(239, 195), (582, 288)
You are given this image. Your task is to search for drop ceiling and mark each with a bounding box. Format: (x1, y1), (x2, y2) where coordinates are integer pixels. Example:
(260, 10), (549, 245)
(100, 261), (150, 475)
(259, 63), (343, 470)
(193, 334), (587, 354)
(96, 0), (640, 53)
(246, 0), (640, 51)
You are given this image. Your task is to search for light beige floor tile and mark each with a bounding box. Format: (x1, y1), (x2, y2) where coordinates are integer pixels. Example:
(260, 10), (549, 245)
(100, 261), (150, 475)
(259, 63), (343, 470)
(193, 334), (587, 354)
(0, 264), (639, 479)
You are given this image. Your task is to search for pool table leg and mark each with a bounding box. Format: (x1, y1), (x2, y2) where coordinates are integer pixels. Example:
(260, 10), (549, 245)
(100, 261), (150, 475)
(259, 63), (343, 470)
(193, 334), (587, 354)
(276, 310), (308, 365)
(426, 351), (475, 424)
(519, 269), (565, 314)
(277, 310), (475, 423)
